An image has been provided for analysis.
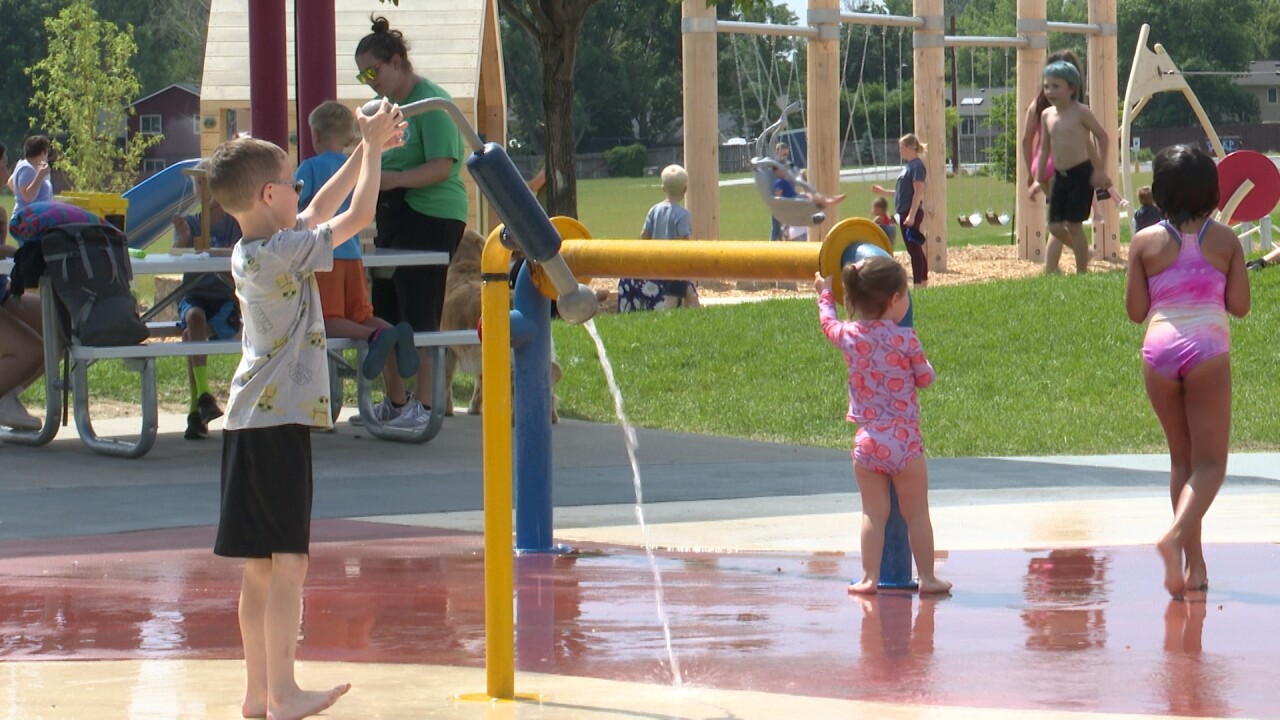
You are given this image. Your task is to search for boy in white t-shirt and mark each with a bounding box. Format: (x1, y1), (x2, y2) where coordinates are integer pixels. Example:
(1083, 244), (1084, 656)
(204, 100), (402, 720)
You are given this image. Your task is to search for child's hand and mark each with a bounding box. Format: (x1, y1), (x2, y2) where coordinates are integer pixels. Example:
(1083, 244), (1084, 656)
(871, 184), (886, 195)
(814, 272), (829, 294)
(171, 215), (191, 247)
(358, 100), (403, 149)
(1090, 170), (1111, 190)
(1028, 181), (1042, 201)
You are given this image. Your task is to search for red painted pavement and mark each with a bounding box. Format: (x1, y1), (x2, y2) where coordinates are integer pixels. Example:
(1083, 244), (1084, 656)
(1, 520), (1277, 718)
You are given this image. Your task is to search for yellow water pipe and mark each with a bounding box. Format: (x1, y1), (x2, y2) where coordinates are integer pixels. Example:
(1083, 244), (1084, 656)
(553, 216), (891, 306)
(479, 232), (515, 700)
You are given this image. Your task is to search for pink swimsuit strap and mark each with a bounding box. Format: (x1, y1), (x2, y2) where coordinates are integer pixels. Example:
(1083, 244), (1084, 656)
(1147, 220), (1226, 312)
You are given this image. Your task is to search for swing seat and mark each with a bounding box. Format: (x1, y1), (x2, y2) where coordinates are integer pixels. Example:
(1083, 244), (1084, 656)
(957, 213), (975, 228)
(985, 210), (1010, 226)
(957, 211), (982, 228)
(752, 159), (825, 227)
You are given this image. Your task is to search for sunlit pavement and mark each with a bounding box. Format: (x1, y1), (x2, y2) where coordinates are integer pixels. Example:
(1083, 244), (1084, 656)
(2, 410), (1278, 719)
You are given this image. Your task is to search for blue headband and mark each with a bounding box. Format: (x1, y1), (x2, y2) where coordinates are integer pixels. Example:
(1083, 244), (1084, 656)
(1043, 61), (1080, 89)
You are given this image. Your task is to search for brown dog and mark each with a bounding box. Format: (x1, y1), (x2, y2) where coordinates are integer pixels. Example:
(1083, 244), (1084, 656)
(441, 230), (485, 415)
(440, 230), (561, 421)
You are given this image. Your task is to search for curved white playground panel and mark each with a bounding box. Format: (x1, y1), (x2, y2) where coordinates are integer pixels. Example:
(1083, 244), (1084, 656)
(1122, 23), (1279, 252)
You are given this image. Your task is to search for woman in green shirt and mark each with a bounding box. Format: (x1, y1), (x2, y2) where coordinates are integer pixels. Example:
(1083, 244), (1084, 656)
(355, 16), (469, 425)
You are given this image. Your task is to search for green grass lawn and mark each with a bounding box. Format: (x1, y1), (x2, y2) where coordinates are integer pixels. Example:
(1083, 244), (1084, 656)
(578, 169), (1160, 246)
(9, 172), (1280, 457)
(551, 266), (1280, 457)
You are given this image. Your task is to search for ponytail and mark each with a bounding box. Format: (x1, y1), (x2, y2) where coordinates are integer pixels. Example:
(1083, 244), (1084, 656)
(842, 256), (907, 319)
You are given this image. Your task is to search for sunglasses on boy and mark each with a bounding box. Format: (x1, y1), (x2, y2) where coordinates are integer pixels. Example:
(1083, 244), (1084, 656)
(268, 179), (305, 195)
(356, 62), (384, 85)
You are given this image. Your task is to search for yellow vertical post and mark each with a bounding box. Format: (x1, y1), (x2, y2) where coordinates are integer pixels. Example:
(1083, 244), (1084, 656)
(682, 0), (719, 240)
(913, 0), (947, 271)
(480, 237), (515, 700)
(1016, 0), (1048, 264)
(806, 0), (840, 243)
(1088, 0), (1121, 262)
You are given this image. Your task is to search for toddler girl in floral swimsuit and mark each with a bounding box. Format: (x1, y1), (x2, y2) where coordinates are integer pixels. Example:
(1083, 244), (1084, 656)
(816, 257), (950, 595)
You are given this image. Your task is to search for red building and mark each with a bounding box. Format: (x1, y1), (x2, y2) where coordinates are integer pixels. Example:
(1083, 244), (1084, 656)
(128, 83), (201, 179)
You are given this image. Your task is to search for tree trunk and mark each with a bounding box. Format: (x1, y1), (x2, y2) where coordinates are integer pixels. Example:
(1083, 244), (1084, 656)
(538, 15), (585, 218)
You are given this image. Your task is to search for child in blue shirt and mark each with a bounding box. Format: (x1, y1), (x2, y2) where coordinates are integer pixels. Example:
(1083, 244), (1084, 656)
(171, 200), (243, 439)
(618, 165), (700, 310)
(296, 101), (420, 428)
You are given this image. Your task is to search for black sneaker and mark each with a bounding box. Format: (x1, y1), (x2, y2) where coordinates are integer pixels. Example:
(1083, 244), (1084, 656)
(184, 411), (207, 440)
(197, 393), (224, 425)
(1246, 258), (1267, 271)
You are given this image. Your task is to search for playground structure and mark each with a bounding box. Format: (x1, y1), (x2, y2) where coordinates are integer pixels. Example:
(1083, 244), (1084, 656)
(682, 0), (1122, 269)
(751, 102), (827, 228)
(1121, 23), (1279, 252)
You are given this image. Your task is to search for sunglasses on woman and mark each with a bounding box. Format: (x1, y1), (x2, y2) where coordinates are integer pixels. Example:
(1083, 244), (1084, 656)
(356, 62), (384, 85)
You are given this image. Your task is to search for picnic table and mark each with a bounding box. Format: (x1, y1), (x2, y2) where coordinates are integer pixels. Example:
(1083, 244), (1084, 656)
(0, 248), (477, 458)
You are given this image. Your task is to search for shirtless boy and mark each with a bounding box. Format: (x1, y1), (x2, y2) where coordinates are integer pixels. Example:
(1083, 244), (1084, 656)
(1028, 61), (1110, 275)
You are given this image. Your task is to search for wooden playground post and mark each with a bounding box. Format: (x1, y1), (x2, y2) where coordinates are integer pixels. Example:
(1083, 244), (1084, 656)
(181, 167), (212, 252)
(682, 0), (719, 240)
(807, 0), (840, 243)
(1015, 0), (1047, 263)
(1088, 0), (1121, 262)
(914, 0), (948, 271)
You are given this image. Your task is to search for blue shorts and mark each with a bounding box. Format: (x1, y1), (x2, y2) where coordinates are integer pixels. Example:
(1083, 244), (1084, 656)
(178, 297), (241, 340)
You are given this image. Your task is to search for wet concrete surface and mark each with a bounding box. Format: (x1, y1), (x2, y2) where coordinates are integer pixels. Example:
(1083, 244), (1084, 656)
(3, 520), (1277, 718)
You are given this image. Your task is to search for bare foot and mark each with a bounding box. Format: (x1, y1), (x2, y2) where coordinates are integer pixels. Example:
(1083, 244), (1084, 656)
(267, 685), (351, 720)
(1157, 537), (1186, 598)
(1184, 571), (1208, 593)
(242, 699), (266, 719)
(848, 577), (878, 595)
(1185, 559), (1208, 592)
(917, 576), (952, 595)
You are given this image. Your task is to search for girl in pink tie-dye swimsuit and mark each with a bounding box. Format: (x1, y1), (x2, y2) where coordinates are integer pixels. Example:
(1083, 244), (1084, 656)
(816, 257), (950, 595)
(1141, 219), (1229, 380)
(1125, 144), (1249, 600)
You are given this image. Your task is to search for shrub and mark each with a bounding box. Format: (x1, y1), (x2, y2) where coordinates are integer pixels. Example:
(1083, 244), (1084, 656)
(604, 143), (648, 177)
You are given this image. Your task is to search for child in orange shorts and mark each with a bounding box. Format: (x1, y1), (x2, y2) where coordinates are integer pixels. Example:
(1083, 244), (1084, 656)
(297, 102), (422, 427)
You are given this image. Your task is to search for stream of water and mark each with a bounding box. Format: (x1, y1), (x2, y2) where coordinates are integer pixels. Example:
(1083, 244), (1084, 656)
(584, 318), (684, 687)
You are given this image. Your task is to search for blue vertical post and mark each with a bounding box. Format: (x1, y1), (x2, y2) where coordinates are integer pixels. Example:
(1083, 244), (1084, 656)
(511, 264), (561, 553)
(842, 242), (917, 590)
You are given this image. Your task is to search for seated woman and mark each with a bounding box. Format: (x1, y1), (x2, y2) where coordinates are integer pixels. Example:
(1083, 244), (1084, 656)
(0, 273), (43, 432)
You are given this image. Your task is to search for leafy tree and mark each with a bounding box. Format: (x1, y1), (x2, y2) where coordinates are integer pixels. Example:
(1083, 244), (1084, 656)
(27, 0), (161, 192)
(93, 0), (208, 95)
(1118, 0), (1261, 127)
(0, 0), (206, 168)
(717, 1), (803, 142)
(0, 0), (67, 158)
(983, 91), (1018, 181)
(574, 0), (685, 145)
(1253, 0), (1280, 60)
(498, 0), (602, 217)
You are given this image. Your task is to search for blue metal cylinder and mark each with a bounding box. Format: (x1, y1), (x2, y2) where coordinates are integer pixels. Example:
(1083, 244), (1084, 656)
(466, 143), (562, 263)
(840, 241), (918, 590)
(511, 264), (556, 553)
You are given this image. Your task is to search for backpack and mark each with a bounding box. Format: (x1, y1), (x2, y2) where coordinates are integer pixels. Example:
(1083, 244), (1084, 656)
(39, 222), (148, 347)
